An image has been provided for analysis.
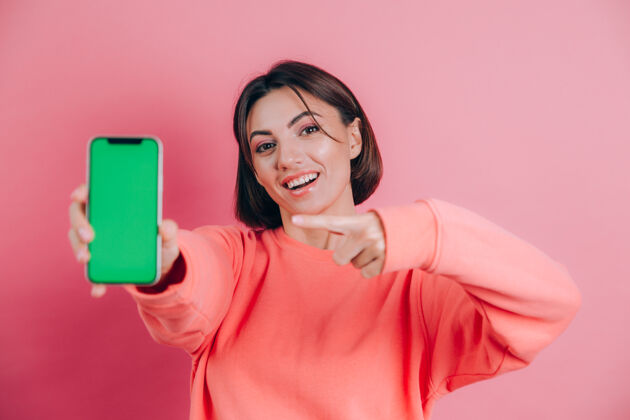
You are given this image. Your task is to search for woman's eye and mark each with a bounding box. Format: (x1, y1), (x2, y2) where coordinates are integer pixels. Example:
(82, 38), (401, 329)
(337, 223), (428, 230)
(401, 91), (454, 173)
(256, 143), (275, 153)
(301, 125), (319, 135)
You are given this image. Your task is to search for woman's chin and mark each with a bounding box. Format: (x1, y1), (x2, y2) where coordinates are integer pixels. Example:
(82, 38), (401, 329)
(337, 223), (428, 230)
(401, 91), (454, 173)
(275, 183), (353, 218)
(282, 203), (325, 217)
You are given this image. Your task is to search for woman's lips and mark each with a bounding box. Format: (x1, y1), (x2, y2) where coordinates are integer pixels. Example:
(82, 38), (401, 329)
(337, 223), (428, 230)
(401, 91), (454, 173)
(284, 173), (320, 197)
(281, 171), (319, 187)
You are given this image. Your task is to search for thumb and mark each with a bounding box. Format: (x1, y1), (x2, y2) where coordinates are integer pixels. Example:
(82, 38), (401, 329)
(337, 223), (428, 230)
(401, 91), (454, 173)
(160, 219), (178, 242)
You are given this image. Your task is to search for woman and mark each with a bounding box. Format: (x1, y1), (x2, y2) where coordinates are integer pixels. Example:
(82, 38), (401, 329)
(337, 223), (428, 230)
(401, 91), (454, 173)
(68, 60), (582, 419)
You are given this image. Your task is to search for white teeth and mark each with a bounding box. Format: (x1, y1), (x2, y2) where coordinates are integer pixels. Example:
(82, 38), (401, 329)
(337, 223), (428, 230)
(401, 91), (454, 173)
(286, 173), (318, 189)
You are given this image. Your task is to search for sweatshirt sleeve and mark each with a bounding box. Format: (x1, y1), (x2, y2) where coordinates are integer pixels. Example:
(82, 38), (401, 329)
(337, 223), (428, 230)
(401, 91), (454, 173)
(371, 198), (582, 398)
(123, 225), (246, 356)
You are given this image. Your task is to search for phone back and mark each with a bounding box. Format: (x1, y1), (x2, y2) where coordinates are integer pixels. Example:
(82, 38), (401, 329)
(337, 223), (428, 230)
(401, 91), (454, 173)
(86, 137), (162, 285)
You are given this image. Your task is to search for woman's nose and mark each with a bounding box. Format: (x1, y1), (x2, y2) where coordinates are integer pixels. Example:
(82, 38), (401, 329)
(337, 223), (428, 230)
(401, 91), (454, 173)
(276, 141), (304, 169)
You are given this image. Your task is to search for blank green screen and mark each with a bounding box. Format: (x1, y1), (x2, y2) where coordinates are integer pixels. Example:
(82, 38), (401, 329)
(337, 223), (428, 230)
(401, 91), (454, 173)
(87, 138), (160, 284)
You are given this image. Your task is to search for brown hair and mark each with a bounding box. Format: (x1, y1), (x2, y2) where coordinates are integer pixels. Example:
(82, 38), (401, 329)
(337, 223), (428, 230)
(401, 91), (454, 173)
(233, 60), (382, 229)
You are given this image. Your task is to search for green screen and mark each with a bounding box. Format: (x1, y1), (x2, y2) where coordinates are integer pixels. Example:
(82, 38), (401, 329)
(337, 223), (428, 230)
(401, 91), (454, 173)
(87, 138), (160, 284)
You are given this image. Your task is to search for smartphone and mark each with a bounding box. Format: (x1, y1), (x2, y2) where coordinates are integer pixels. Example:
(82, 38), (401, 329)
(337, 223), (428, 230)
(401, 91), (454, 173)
(85, 136), (163, 285)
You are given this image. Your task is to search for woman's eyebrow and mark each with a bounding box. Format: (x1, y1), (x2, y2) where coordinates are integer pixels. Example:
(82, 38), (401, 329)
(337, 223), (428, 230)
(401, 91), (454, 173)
(288, 111), (321, 128)
(249, 111), (322, 143)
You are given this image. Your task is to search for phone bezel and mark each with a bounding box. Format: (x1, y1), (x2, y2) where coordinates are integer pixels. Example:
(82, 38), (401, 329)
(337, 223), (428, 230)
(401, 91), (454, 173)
(84, 135), (163, 286)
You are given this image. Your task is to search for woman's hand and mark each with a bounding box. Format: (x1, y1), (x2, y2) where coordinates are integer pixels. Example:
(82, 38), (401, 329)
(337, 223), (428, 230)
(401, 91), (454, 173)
(292, 211), (386, 278)
(68, 183), (181, 298)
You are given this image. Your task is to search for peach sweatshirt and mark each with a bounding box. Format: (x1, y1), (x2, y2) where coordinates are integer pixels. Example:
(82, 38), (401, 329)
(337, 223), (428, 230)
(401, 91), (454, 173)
(124, 198), (581, 420)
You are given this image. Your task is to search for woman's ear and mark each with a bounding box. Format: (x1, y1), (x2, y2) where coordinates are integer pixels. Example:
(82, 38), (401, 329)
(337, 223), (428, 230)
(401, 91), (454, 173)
(348, 117), (362, 160)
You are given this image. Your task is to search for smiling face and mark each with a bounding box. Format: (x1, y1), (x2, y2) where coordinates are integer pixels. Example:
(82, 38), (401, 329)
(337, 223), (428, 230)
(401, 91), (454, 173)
(246, 86), (362, 221)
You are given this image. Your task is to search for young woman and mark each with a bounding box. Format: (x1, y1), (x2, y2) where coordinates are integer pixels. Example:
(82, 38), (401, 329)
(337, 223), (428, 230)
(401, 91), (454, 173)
(68, 60), (582, 419)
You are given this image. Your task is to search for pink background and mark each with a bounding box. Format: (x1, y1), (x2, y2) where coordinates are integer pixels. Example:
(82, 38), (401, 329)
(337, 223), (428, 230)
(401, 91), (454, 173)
(1, 0), (628, 419)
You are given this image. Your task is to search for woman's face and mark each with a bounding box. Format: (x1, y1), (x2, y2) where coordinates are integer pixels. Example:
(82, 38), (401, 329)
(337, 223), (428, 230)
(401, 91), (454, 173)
(246, 86), (362, 219)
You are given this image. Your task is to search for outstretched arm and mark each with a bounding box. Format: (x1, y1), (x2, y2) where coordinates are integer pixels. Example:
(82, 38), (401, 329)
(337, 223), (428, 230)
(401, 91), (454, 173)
(124, 226), (246, 356)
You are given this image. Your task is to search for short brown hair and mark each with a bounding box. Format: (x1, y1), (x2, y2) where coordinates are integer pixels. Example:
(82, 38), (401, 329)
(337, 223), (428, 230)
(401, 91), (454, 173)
(233, 60), (383, 229)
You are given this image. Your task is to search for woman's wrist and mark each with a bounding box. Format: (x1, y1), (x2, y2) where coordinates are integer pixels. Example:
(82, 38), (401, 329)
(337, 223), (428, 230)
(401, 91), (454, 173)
(370, 200), (438, 273)
(137, 252), (186, 294)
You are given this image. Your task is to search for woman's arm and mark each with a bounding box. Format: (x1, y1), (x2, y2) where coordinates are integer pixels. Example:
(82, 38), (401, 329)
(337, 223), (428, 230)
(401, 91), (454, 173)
(124, 226), (246, 356)
(373, 198), (582, 396)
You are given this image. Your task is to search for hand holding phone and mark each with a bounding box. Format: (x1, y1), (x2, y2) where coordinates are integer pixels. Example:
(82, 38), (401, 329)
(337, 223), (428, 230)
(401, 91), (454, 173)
(68, 184), (182, 297)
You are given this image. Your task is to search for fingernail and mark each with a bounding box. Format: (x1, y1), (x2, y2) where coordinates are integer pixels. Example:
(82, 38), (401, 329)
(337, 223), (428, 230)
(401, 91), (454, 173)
(292, 215), (303, 224)
(79, 227), (92, 241)
(77, 248), (88, 262)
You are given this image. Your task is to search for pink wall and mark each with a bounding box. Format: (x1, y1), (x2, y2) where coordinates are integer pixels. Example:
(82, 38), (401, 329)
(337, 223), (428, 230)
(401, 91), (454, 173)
(1, 0), (628, 419)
